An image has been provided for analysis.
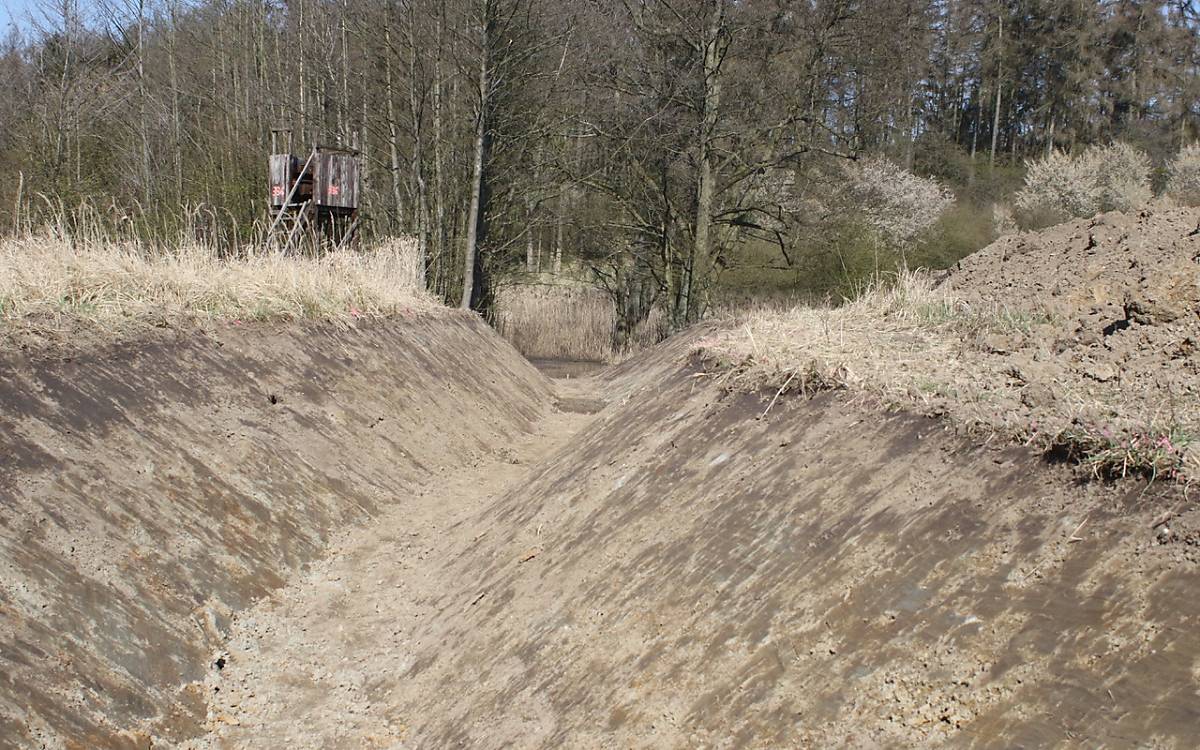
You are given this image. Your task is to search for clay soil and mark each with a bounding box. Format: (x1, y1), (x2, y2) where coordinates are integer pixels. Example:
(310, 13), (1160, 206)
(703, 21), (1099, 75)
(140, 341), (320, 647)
(3, 210), (1199, 749)
(944, 207), (1200, 472)
(183, 351), (1197, 749)
(181, 376), (606, 749)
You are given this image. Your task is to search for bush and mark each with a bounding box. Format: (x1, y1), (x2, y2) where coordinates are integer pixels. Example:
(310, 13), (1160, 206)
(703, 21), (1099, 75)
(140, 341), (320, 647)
(911, 132), (974, 185)
(844, 157), (956, 245)
(1014, 142), (1152, 225)
(909, 202), (998, 270)
(1093, 142), (1154, 211)
(1165, 143), (1200, 206)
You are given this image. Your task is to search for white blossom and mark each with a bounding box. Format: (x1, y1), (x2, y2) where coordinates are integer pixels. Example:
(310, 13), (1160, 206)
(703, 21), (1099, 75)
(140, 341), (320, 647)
(1165, 143), (1200, 206)
(1015, 142), (1151, 221)
(843, 157), (955, 244)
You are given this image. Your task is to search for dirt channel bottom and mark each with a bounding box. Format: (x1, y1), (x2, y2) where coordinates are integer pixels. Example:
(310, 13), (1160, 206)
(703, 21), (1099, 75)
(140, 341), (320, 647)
(193, 351), (1197, 749)
(184, 378), (602, 749)
(528, 357), (607, 380)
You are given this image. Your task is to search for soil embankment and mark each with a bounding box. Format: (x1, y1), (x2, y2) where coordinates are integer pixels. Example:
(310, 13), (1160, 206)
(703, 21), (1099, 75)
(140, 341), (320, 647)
(0, 314), (550, 748)
(4, 225), (1199, 747)
(195, 345), (1196, 749)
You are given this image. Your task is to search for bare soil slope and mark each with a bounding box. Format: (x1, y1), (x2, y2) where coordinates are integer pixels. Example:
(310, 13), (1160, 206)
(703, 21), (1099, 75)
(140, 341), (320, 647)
(195, 350), (1195, 748)
(5, 214), (1199, 748)
(0, 314), (550, 748)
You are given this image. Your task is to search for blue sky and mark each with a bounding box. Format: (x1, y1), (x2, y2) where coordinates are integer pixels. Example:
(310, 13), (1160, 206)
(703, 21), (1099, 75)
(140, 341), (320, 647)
(1, 0), (38, 34)
(2, 0), (49, 35)
(4, 0), (1198, 39)
(0, 0), (103, 36)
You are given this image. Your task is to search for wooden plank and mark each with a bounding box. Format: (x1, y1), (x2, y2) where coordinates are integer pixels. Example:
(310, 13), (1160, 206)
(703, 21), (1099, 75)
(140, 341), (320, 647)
(314, 153), (359, 209)
(268, 154), (295, 207)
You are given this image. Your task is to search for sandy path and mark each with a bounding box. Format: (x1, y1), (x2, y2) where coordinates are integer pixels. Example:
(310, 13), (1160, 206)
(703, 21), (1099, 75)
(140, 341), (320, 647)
(180, 374), (603, 750)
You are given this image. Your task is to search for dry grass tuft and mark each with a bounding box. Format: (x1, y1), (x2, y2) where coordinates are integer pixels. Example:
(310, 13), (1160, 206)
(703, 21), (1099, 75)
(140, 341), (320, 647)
(698, 271), (967, 396)
(697, 271), (1197, 483)
(0, 234), (433, 341)
(494, 280), (667, 362)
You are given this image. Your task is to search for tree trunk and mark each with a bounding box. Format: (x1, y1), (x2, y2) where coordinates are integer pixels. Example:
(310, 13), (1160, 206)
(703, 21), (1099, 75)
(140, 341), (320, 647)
(432, 10), (448, 295)
(137, 0), (152, 203)
(460, 2), (491, 311)
(689, 0), (723, 323)
(384, 19), (405, 231)
(339, 0), (350, 139)
(168, 0), (183, 207)
(553, 185), (565, 274)
(406, 7), (429, 288)
(989, 14), (1003, 168)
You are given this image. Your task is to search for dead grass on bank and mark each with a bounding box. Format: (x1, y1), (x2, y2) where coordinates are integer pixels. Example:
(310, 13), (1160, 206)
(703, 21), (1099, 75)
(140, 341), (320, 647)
(697, 271), (1197, 484)
(0, 235), (433, 343)
(494, 281), (668, 362)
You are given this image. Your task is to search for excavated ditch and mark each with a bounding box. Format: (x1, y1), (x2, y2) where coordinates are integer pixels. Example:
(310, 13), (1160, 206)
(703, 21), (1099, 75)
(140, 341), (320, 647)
(0, 314), (550, 748)
(2, 316), (1198, 748)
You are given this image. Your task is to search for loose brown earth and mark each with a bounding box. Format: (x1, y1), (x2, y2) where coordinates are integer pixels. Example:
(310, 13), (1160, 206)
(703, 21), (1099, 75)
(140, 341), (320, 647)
(942, 208), (1199, 477)
(183, 350), (1197, 749)
(703, 207), (1199, 481)
(0, 315), (551, 748)
(180, 372), (604, 749)
(3, 214), (1199, 748)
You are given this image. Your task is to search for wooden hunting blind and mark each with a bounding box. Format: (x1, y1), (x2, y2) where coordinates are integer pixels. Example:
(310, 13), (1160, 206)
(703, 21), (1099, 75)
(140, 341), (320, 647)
(267, 131), (361, 252)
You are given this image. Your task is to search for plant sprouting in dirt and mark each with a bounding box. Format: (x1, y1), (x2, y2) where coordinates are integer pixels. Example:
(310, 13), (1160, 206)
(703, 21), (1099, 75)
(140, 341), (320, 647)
(1051, 424), (1194, 481)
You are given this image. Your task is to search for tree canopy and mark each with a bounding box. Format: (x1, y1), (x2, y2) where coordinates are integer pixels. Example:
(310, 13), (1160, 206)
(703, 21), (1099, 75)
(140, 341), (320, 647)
(1, 0), (1197, 321)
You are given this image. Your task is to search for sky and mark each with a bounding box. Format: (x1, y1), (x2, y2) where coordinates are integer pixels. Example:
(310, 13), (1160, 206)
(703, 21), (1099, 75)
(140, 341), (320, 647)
(2, 0), (52, 36)
(0, 0), (103, 37)
(1, 0), (39, 34)
(3, 0), (1198, 41)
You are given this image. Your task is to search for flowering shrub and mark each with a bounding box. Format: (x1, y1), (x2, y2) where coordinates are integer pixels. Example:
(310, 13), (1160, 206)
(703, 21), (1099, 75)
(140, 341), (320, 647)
(844, 157), (955, 244)
(1164, 143), (1200, 206)
(1015, 142), (1151, 223)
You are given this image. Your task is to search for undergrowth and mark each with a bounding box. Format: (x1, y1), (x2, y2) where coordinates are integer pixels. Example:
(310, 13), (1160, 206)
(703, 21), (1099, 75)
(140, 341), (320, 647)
(1050, 424), (1195, 481)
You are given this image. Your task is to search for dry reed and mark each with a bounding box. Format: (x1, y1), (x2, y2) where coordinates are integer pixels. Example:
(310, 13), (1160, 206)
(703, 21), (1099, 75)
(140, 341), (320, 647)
(494, 281), (667, 362)
(0, 233), (433, 338)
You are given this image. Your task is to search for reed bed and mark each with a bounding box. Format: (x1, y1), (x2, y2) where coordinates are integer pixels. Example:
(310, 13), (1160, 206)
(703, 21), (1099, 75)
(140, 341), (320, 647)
(0, 233), (432, 338)
(494, 282), (667, 362)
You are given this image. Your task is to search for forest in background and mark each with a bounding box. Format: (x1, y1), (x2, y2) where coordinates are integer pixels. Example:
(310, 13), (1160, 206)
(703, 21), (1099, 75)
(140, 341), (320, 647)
(0, 0), (1197, 336)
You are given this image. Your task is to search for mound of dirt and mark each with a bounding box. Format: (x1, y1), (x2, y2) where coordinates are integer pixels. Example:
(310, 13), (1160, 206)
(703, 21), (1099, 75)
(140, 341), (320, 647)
(948, 208), (1200, 324)
(698, 207), (1198, 480)
(945, 207), (1199, 477)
